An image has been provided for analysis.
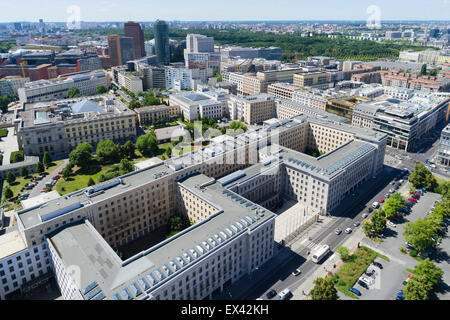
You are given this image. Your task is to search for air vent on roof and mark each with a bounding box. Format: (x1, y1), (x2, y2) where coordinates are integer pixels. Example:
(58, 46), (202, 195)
(93, 292), (105, 300)
(245, 216), (254, 223)
(146, 273), (158, 285)
(230, 225), (238, 233)
(220, 231), (228, 240)
(183, 252), (193, 262)
(214, 234), (223, 243)
(112, 293), (121, 300)
(240, 219), (249, 227)
(208, 237), (218, 247)
(169, 260), (180, 271)
(82, 281), (98, 295)
(225, 228), (234, 236)
(161, 264), (172, 276)
(154, 269), (165, 281)
(85, 286), (101, 300)
(130, 283), (142, 297)
(202, 241), (212, 250)
(196, 245), (205, 255)
(190, 248), (199, 259)
(138, 278), (150, 291)
(176, 256), (187, 267)
(121, 288), (132, 300)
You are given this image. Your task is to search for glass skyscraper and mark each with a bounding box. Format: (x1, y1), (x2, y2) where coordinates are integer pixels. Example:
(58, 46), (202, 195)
(154, 20), (170, 65)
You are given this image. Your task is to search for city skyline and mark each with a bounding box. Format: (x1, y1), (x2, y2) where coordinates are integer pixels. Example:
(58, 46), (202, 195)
(0, 0), (450, 23)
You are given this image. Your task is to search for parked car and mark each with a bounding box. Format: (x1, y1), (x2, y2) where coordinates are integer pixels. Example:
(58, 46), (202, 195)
(358, 279), (369, 289)
(53, 175), (61, 180)
(389, 188), (395, 193)
(292, 268), (302, 276)
(372, 261), (383, 269)
(266, 289), (277, 299)
(379, 198), (385, 203)
(411, 194), (419, 200)
(387, 221), (396, 228)
(385, 193), (390, 198)
(335, 228), (342, 235)
(19, 193), (30, 200)
(408, 198), (417, 203)
(396, 291), (405, 300)
(40, 189), (47, 193)
(353, 221), (360, 227)
(345, 228), (352, 234)
(368, 207), (373, 213)
(362, 213), (368, 219)
(349, 287), (361, 296)
(58, 170), (64, 175)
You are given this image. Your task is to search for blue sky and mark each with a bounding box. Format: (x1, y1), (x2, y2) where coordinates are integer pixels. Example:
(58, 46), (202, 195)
(0, 0), (449, 22)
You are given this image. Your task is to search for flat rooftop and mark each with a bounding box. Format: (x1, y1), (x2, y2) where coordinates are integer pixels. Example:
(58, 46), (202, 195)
(49, 174), (275, 300)
(0, 230), (27, 260)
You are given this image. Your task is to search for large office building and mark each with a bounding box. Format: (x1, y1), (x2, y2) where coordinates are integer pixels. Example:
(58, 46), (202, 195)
(186, 34), (215, 53)
(267, 82), (327, 111)
(293, 71), (331, 89)
(135, 105), (180, 126)
(117, 72), (143, 94)
(0, 111), (386, 300)
(220, 46), (282, 61)
(169, 89), (229, 121)
(17, 71), (109, 104)
(352, 91), (450, 151)
(154, 20), (170, 65)
(437, 123), (450, 166)
(227, 94), (276, 125)
(124, 21), (146, 60)
(16, 95), (137, 157)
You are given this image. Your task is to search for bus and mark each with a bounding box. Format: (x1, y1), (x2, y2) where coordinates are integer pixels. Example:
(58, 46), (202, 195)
(311, 244), (330, 264)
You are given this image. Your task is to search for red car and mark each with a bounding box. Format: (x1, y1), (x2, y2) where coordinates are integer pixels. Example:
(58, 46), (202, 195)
(413, 193), (420, 197)
(58, 170), (63, 175)
(53, 175), (61, 180)
(408, 198), (417, 203)
(40, 189), (47, 193)
(379, 198), (385, 203)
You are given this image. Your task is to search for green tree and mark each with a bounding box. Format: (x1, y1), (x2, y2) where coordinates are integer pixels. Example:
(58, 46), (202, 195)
(19, 166), (29, 178)
(6, 171), (15, 184)
(87, 177), (96, 187)
(95, 85), (108, 94)
(409, 163), (438, 191)
(67, 87), (81, 98)
(168, 215), (186, 233)
(309, 277), (339, 300)
(371, 209), (387, 234)
(119, 158), (134, 174)
(120, 141), (136, 159)
(96, 140), (120, 164)
(136, 132), (158, 156)
(69, 142), (93, 169)
(128, 99), (141, 110)
(0, 95), (10, 113)
(35, 161), (45, 174)
(403, 218), (440, 253)
(42, 151), (52, 168)
(62, 165), (72, 179)
(420, 64), (427, 76)
(404, 275), (433, 300)
(336, 246), (350, 261)
(412, 258), (443, 286)
(3, 186), (13, 199)
(10, 151), (24, 163)
(384, 193), (405, 219)
(362, 219), (374, 238)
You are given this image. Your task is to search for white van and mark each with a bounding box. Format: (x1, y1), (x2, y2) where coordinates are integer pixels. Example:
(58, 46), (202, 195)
(372, 201), (379, 209)
(278, 288), (291, 300)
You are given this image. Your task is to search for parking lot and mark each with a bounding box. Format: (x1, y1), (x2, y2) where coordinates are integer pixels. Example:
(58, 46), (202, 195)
(340, 190), (444, 300)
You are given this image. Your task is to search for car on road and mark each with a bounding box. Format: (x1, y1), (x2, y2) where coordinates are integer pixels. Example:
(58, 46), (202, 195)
(349, 287), (361, 296)
(278, 288), (292, 300)
(345, 228), (352, 234)
(379, 198), (384, 203)
(396, 291), (405, 300)
(335, 228), (342, 235)
(362, 213), (368, 219)
(372, 261), (383, 269)
(266, 289), (277, 299)
(292, 268), (302, 276)
(387, 221), (396, 228)
(353, 221), (360, 227)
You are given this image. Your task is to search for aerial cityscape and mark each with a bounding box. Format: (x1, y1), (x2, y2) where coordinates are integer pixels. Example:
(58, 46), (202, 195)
(0, 0), (449, 308)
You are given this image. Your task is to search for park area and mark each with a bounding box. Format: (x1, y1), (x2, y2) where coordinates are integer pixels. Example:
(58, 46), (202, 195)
(332, 246), (390, 298)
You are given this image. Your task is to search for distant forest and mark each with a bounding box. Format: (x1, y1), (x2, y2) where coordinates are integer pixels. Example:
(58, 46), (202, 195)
(77, 28), (434, 62)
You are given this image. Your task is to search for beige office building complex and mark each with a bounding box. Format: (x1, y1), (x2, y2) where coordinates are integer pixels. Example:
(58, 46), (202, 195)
(16, 95), (137, 157)
(227, 94), (276, 124)
(293, 71), (331, 89)
(135, 105), (180, 126)
(0, 114), (386, 300)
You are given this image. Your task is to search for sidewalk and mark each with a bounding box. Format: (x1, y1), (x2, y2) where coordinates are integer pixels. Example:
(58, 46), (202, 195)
(29, 159), (69, 198)
(292, 228), (364, 300)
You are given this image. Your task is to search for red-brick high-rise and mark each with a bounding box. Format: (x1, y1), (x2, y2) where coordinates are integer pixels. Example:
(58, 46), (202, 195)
(124, 21), (145, 59)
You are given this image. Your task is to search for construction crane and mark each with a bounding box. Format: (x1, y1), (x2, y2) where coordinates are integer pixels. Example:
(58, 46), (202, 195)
(282, 52), (303, 63)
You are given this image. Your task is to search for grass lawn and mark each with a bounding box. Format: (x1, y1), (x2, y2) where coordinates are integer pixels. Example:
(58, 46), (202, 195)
(45, 160), (65, 174)
(1, 174), (39, 208)
(332, 246), (390, 299)
(55, 164), (115, 195)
